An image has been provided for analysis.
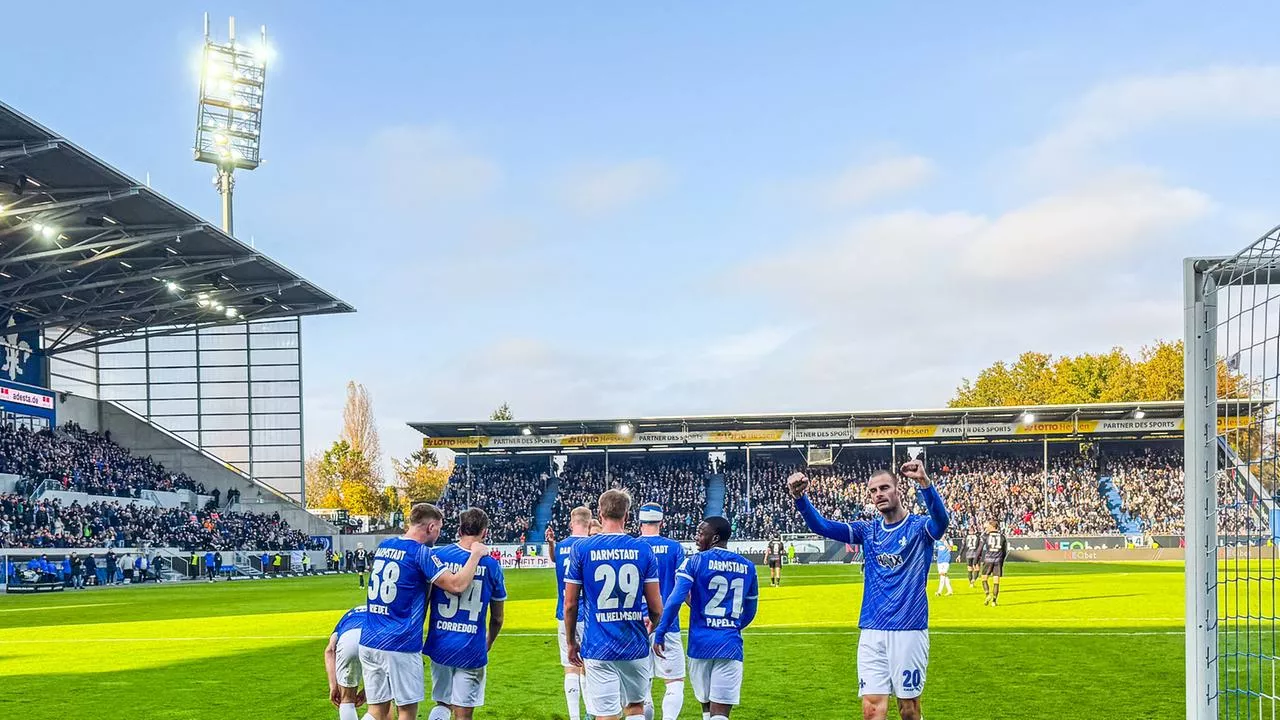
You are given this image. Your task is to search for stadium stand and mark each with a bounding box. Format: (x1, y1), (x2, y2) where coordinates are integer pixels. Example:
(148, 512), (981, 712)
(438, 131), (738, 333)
(437, 459), (549, 543)
(544, 454), (708, 540)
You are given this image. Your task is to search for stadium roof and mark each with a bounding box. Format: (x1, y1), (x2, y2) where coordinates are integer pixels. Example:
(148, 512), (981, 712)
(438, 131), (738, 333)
(417, 397), (1249, 448)
(0, 101), (353, 354)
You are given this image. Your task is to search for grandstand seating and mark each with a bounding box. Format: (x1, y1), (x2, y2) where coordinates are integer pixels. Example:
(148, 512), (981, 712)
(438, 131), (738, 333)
(437, 458), (548, 543)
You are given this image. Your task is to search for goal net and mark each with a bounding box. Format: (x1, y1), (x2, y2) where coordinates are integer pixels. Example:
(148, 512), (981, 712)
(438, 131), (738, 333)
(1186, 232), (1280, 719)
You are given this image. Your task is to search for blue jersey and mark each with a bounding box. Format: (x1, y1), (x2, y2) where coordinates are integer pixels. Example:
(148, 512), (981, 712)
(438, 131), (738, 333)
(554, 535), (589, 622)
(359, 536), (448, 653)
(424, 544), (507, 669)
(796, 485), (949, 632)
(638, 535), (686, 632)
(935, 541), (952, 565)
(565, 532), (659, 661)
(657, 547), (759, 661)
(333, 605), (367, 637)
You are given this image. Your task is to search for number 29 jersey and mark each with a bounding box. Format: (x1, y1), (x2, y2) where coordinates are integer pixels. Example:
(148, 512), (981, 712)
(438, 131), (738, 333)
(679, 547), (759, 661)
(359, 536), (447, 653)
(565, 532), (659, 661)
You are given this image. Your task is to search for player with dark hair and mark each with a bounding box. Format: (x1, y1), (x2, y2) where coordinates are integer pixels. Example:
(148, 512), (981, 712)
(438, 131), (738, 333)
(960, 530), (982, 588)
(355, 543), (370, 588)
(764, 536), (784, 588)
(654, 516), (758, 720)
(979, 521), (1009, 607)
(788, 461), (948, 720)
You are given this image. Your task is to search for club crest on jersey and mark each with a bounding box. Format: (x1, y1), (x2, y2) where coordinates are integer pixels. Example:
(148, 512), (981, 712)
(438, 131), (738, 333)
(876, 552), (905, 568)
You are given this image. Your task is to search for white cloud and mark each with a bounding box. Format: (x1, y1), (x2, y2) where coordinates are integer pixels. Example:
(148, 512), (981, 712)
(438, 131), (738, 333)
(1028, 65), (1280, 178)
(558, 159), (670, 215)
(366, 125), (501, 206)
(820, 155), (936, 208)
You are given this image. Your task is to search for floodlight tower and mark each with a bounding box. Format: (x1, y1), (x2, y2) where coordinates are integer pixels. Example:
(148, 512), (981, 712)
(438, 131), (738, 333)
(194, 14), (271, 236)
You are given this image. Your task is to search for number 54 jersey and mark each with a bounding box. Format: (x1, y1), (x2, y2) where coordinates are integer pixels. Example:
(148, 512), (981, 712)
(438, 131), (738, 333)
(424, 544), (507, 669)
(566, 532), (659, 661)
(360, 536), (448, 653)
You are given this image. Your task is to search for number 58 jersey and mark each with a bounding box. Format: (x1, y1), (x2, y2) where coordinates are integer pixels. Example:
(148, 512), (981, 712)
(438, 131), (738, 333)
(359, 536), (448, 653)
(680, 547), (759, 661)
(566, 532), (659, 661)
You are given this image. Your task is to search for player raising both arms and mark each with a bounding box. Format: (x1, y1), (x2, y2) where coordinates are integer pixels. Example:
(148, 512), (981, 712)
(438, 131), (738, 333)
(636, 502), (688, 720)
(564, 489), (664, 720)
(764, 536), (784, 588)
(654, 516), (758, 720)
(424, 508), (506, 720)
(547, 506), (593, 720)
(961, 530), (981, 588)
(979, 521), (1009, 607)
(324, 605), (368, 720)
(359, 504), (487, 720)
(788, 460), (949, 720)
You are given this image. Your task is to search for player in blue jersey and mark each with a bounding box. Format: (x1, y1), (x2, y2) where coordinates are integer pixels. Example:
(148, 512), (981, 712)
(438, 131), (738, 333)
(325, 605), (369, 720)
(359, 503), (488, 720)
(654, 516), (758, 720)
(934, 536), (954, 597)
(636, 502), (688, 720)
(788, 459), (949, 720)
(564, 489), (665, 720)
(424, 508), (506, 720)
(546, 505), (593, 720)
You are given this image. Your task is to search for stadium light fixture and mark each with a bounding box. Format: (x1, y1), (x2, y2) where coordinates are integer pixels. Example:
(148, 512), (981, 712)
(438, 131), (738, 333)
(521, 427), (533, 436)
(617, 422), (634, 436)
(194, 13), (270, 236)
(1134, 408), (1146, 419)
(1021, 411), (1036, 424)
(225, 307), (238, 318)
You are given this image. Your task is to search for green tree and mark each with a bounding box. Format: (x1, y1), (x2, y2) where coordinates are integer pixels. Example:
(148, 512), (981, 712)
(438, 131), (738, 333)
(490, 402), (514, 421)
(390, 447), (452, 518)
(312, 439), (387, 516)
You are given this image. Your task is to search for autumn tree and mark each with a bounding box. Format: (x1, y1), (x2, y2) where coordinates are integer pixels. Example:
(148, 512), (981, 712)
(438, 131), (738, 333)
(305, 381), (390, 518)
(389, 447), (454, 518)
(342, 381), (384, 484)
(304, 451), (341, 508)
(490, 402), (514, 421)
(313, 439), (388, 516)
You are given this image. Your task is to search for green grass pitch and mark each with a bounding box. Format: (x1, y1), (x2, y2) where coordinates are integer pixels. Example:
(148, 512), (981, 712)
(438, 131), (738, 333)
(0, 562), (1184, 719)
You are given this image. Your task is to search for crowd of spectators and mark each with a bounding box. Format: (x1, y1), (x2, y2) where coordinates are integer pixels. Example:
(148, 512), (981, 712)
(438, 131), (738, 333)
(0, 493), (316, 551)
(436, 460), (548, 543)
(546, 456), (707, 540)
(0, 422), (204, 497)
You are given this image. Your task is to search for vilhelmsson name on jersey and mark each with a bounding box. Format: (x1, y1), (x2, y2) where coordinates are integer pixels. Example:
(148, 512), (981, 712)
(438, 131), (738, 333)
(554, 535), (588, 622)
(655, 548), (759, 660)
(566, 533), (659, 660)
(638, 535), (686, 632)
(795, 485), (949, 631)
(359, 537), (448, 653)
(424, 544), (506, 669)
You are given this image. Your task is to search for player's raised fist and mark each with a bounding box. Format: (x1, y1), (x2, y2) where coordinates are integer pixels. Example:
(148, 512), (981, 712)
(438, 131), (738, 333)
(545, 525), (555, 543)
(899, 459), (928, 482)
(786, 472), (809, 498)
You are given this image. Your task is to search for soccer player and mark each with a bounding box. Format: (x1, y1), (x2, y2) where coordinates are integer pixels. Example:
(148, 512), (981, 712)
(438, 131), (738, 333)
(934, 537), (954, 597)
(355, 543), (370, 588)
(763, 536), (784, 588)
(547, 507), (593, 720)
(589, 519), (603, 536)
(424, 508), (506, 720)
(325, 605), (369, 720)
(979, 521), (1009, 607)
(359, 504), (487, 720)
(787, 460), (949, 720)
(636, 502), (688, 720)
(961, 529), (981, 588)
(564, 489), (664, 720)
(654, 516), (758, 720)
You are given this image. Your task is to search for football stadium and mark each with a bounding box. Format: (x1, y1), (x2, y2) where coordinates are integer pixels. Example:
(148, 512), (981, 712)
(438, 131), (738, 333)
(3, 8), (1279, 720)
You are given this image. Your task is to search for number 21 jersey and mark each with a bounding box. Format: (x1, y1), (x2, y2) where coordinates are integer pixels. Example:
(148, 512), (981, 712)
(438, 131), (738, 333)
(566, 532), (658, 661)
(679, 547), (759, 661)
(359, 536), (447, 653)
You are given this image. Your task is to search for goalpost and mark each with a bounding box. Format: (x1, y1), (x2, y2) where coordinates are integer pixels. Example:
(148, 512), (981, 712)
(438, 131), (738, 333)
(1186, 232), (1280, 720)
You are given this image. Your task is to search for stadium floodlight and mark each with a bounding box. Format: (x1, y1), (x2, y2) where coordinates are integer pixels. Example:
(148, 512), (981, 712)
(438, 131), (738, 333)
(617, 422), (634, 436)
(1133, 408), (1146, 419)
(521, 427), (533, 436)
(225, 307), (238, 318)
(166, 281), (181, 293)
(194, 13), (270, 236)
(1021, 411), (1035, 424)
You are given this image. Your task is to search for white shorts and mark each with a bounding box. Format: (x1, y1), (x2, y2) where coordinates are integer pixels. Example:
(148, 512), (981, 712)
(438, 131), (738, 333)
(856, 629), (929, 699)
(650, 631), (686, 680)
(558, 620), (587, 667)
(936, 563), (950, 574)
(688, 657), (743, 705)
(430, 661), (486, 708)
(335, 629), (362, 688)
(358, 646), (426, 706)
(584, 658), (651, 717)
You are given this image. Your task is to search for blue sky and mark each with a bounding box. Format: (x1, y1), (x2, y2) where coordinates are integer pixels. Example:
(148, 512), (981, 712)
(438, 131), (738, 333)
(6, 2), (1280, 470)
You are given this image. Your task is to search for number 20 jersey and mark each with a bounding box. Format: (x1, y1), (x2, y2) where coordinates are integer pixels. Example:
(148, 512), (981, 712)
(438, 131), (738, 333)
(678, 547), (759, 661)
(566, 532), (659, 661)
(359, 536), (447, 653)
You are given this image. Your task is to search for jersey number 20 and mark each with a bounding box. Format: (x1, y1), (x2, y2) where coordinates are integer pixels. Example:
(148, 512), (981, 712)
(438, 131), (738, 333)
(595, 563), (640, 609)
(367, 559), (400, 604)
(704, 575), (745, 619)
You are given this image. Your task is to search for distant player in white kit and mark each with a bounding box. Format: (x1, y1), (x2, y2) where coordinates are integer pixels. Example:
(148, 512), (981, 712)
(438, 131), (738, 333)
(654, 516), (758, 720)
(547, 506), (593, 720)
(325, 605), (369, 720)
(359, 503), (487, 720)
(636, 502), (687, 720)
(564, 489), (665, 720)
(788, 460), (949, 720)
(933, 537), (953, 597)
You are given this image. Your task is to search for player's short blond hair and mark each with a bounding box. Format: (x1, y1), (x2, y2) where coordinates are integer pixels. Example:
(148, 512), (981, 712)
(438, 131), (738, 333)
(569, 506), (591, 528)
(409, 503), (443, 527)
(597, 488), (632, 521)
